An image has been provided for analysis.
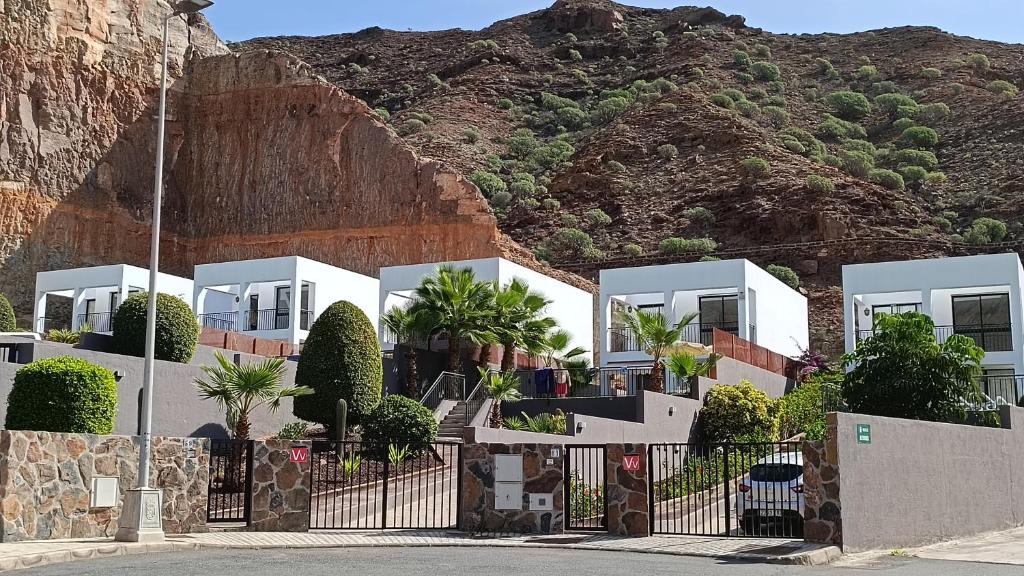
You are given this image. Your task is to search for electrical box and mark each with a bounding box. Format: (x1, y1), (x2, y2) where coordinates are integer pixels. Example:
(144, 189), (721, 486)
(495, 482), (523, 510)
(529, 493), (553, 511)
(90, 477), (119, 508)
(494, 454), (523, 482)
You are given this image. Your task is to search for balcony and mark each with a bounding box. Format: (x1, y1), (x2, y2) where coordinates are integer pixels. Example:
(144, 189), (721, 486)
(857, 324), (1013, 352)
(76, 312), (113, 332)
(608, 321), (738, 352)
(197, 309), (314, 333)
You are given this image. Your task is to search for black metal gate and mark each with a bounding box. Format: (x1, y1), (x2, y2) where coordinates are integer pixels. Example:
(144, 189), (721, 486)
(309, 441), (462, 530)
(564, 445), (607, 531)
(649, 441), (804, 538)
(207, 439), (253, 523)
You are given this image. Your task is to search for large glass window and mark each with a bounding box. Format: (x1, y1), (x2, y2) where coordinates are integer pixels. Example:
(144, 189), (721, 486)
(275, 286), (290, 330)
(952, 293), (1011, 351)
(699, 295), (739, 345)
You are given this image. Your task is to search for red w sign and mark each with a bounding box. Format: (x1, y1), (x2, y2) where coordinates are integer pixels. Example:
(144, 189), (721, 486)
(623, 453), (641, 472)
(289, 446), (309, 463)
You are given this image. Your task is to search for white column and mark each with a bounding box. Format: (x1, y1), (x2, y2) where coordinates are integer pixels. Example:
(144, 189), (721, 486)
(843, 291), (856, 356)
(1008, 283), (1024, 375)
(738, 288), (750, 341)
(237, 282), (251, 331)
(599, 293), (610, 361)
(288, 275), (302, 344)
(71, 288), (86, 330)
(663, 291), (675, 327)
(33, 291), (47, 333)
(920, 288), (933, 319)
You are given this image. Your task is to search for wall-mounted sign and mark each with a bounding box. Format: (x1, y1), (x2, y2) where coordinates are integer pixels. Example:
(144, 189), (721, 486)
(289, 446), (309, 463)
(623, 453), (641, 472)
(856, 424), (871, 444)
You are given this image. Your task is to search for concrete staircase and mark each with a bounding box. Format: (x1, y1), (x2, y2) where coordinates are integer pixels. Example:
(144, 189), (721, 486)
(437, 402), (469, 439)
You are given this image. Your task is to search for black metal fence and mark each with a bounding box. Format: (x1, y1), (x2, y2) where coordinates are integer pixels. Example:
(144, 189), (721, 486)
(649, 442), (804, 538)
(198, 311), (239, 331)
(608, 322), (738, 352)
(564, 445), (607, 531)
(420, 372), (466, 412)
(207, 439), (253, 523)
(309, 441), (462, 530)
(76, 312), (112, 332)
(858, 324), (1012, 352)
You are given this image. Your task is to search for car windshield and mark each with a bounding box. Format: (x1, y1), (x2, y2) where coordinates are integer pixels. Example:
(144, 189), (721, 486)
(749, 463), (802, 483)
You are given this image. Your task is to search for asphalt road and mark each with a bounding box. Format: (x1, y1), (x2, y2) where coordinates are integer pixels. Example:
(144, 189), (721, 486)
(15, 547), (1024, 576)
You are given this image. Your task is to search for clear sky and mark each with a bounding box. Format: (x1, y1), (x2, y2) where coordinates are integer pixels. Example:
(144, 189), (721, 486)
(205, 1), (1024, 44)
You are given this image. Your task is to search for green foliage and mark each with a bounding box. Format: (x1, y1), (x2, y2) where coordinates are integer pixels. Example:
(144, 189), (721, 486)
(666, 351), (720, 383)
(805, 418), (827, 442)
(275, 421), (313, 440)
(539, 92), (578, 112)
(293, 301), (382, 429)
(815, 57), (839, 79)
(900, 165), (928, 184)
(842, 138), (877, 156)
(585, 208), (612, 227)
(519, 410), (567, 434)
(986, 80), (1019, 98)
(778, 382), (823, 439)
(892, 117), (915, 131)
(700, 381), (778, 443)
(816, 114), (866, 140)
(915, 102), (950, 125)
(606, 160), (627, 173)
(735, 99), (759, 117)
(869, 80), (898, 96)
(891, 149), (939, 171)
(966, 52), (990, 71)
(568, 48), (583, 62)
(900, 126), (939, 149)
(463, 126), (482, 143)
(750, 61), (781, 82)
(826, 90), (872, 120)
(740, 156), (771, 179)
(497, 98), (514, 110)
(658, 237), (717, 254)
(426, 73), (444, 87)
(806, 174), (835, 195)
(962, 217), (1008, 245)
(780, 127), (825, 158)
(748, 87), (768, 100)
(753, 43), (772, 58)
(920, 67), (943, 79)
(398, 119), (426, 135)
(874, 93), (918, 118)
(470, 39), (499, 51)
(373, 107), (391, 121)
(839, 149), (875, 178)
(469, 170), (506, 197)
(710, 93), (736, 109)
(732, 50), (751, 67)
(112, 292), (198, 363)
(764, 95), (787, 107)
(766, 264), (800, 289)
(362, 395), (437, 455)
(855, 64), (878, 80)
(5, 356), (117, 433)
(543, 228), (603, 262)
(657, 144), (678, 159)
(45, 328), (87, 345)
(506, 128), (539, 159)
(869, 168), (906, 191)
(720, 88), (746, 102)
(0, 293), (15, 331)
(683, 206), (715, 226)
(624, 243), (643, 256)
(555, 106), (588, 129)
(762, 105), (789, 127)
(842, 312), (984, 422)
(590, 96), (630, 124)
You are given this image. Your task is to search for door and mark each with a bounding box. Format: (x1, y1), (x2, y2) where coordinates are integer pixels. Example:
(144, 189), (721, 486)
(699, 295), (739, 345)
(248, 295), (259, 330)
(952, 294), (1011, 351)
(275, 286), (290, 330)
(564, 445), (607, 531)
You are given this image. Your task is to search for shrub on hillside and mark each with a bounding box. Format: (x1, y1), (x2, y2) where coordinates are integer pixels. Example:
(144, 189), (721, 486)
(868, 168), (905, 191)
(293, 301), (383, 431)
(839, 149), (875, 178)
(735, 99), (759, 117)
(658, 237), (717, 255)
(806, 174), (834, 195)
(891, 149), (939, 171)
(962, 217), (1008, 245)
(497, 98), (514, 110)
(740, 157), (770, 179)
(657, 144), (678, 159)
(966, 52), (990, 71)
(683, 206), (715, 227)
(874, 93), (917, 118)
(624, 244), (643, 257)
(766, 264), (800, 289)
(915, 102), (950, 125)
(0, 293), (14, 332)
(900, 126), (939, 149)
(362, 395), (437, 456)
(112, 292), (198, 363)
(5, 356), (117, 433)
(826, 91), (871, 120)
(920, 67), (943, 79)
(710, 93), (736, 109)
(750, 61), (781, 82)
(398, 119), (426, 135)
(986, 80), (1019, 98)
(762, 105), (790, 127)
(732, 50), (751, 67)
(590, 96), (630, 124)
(900, 165), (928, 184)
(585, 208), (612, 227)
(542, 228), (603, 262)
(816, 114), (866, 140)
(468, 170), (507, 197)
(699, 381), (778, 443)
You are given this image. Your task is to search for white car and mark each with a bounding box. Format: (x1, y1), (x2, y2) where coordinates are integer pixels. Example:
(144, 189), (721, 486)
(735, 450), (804, 537)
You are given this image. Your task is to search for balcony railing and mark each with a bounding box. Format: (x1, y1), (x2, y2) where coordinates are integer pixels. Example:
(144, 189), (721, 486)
(35, 317), (71, 333)
(608, 321), (738, 352)
(76, 312), (113, 332)
(197, 309), (314, 333)
(198, 311), (239, 331)
(976, 374), (1023, 409)
(857, 324), (1013, 352)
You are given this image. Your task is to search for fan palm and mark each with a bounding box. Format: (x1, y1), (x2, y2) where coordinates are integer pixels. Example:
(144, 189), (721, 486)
(666, 350), (722, 391)
(381, 304), (429, 398)
(492, 278), (556, 371)
(480, 369), (523, 428)
(542, 328), (586, 366)
(409, 265), (495, 373)
(195, 351), (313, 439)
(623, 309), (699, 393)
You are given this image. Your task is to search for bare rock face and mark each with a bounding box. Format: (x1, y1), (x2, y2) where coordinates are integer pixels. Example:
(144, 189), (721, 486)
(545, 0), (625, 34)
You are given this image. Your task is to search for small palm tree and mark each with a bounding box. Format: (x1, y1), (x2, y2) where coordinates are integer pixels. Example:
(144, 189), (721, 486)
(195, 352), (313, 440)
(410, 265), (495, 373)
(480, 369), (522, 428)
(381, 304), (428, 398)
(542, 328), (586, 367)
(492, 279), (556, 371)
(666, 351), (722, 391)
(624, 309), (699, 393)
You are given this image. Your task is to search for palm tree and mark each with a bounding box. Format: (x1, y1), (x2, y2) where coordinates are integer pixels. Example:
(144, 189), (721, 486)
(666, 350), (722, 391)
(623, 309), (699, 393)
(409, 265), (494, 373)
(480, 369), (523, 428)
(381, 304), (428, 398)
(542, 328), (586, 367)
(195, 351), (313, 439)
(492, 278), (556, 371)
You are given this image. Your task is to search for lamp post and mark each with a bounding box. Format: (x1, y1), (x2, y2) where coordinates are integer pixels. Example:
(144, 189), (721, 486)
(115, 0), (213, 544)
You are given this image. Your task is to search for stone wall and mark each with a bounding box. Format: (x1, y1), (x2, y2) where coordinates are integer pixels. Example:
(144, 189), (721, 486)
(606, 443), (649, 536)
(461, 443), (564, 534)
(0, 431), (209, 542)
(250, 440), (311, 532)
(802, 438), (841, 546)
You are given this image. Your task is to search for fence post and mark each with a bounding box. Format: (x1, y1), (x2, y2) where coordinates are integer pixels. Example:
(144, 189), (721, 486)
(381, 452), (390, 529)
(723, 445), (731, 536)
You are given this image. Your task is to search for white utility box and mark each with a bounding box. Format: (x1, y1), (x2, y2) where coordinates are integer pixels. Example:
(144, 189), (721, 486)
(529, 493), (553, 511)
(90, 476), (119, 508)
(494, 454), (523, 482)
(495, 482), (523, 510)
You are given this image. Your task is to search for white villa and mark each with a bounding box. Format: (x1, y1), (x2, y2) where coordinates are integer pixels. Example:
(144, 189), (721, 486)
(192, 256), (379, 345)
(599, 258), (808, 367)
(33, 265), (194, 333)
(378, 257), (594, 361)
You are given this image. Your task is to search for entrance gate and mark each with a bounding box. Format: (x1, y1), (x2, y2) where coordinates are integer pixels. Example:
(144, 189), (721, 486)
(207, 439), (253, 524)
(648, 441), (804, 538)
(564, 445), (607, 531)
(308, 441), (462, 529)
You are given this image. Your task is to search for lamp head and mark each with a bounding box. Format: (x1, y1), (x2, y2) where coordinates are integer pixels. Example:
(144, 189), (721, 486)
(174, 0), (213, 14)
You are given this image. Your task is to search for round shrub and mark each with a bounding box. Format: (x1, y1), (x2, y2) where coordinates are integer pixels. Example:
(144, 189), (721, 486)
(733, 50), (751, 67)
(544, 228), (603, 262)
(915, 102), (950, 125)
(986, 80), (1019, 98)
(585, 208), (612, 227)
(735, 99), (759, 117)
(767, 264), (800, 289)
(658, 237), (717, 255)
(806, 174), (835, 195)
(967, 52), (990, 71)
(542, 198), (561, 210)
(869, 168), (906, 191)
(874, 93), (917, 117)
(892, 117), (915, 131)
(750, 61), (781, 82)
(762, 105), (789, 127)
(5, 356), (118, 433)
(778, 381), (824, 439)
(710, 93), (736, 109)
(468, 170), (506, 198)
(397, 119), (426, 136)
(740, 156), (771, 179)
(293, 301), (382, 430)
(826, 91), (871, 121)
(891, 149), (939, 171)
(657, 144), (678, 159)
(591, 97), (630, 124)
(0, 293), (15, 332)
(900, 165), (928, 184)
(362, 395), (437, 455)
(720, 88), (746, 102)
(624, 244), (643, 257)
(920, 67), (943, 79)
(496, 98), (514, 110)
(839, 149), (875, 178)
(900, 126), (939, 149)
(963, 217), (1008, 245)
(112, 292), (199, 363)
(699, 381), (778, 443)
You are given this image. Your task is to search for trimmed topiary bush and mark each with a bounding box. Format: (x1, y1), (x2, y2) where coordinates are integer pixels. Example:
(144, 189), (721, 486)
(293, 301), (383, 430)
(0, 293), (15, 332)
(5, 356), (118, 433)
(362, 395), (437, 455)
(699, 381), (779, 443)
(112, 292), (199, 363)
(826, 90), (871, 120)
(766, 264), (800, 289)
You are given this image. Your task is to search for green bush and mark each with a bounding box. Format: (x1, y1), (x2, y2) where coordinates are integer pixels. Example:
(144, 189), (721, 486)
(753, 43), (772, 58)
(874, 93), (917, 117)
(732, 50), (751, 67)
(293, 301), (382, 430)
(750, 61), (781, 82)
(780, 128), (825, 158)
(966, 52), (990, 71)
(556, 106), (588, 129)
(816, 114), (866, 140)
(590, 96), (630, 124)
(920, 67), (943, 79)
(398, 119), (426, 135)
(710, 93), (735, 109)
(606, 160), (627, 173)
(275, 421), (313, 440)
(766, 264), (800, 289)
(720, 88), (746, 102)
(5, 356), (117, 433)
(839, 149), (875, 178)
(373, 108), (391, 121)
(986, 80), (1019, 98)
(869, 168), (905, 191)
(0, 293), (14, 332)
(735, 99), (759, 117)
(815, 57), (839, 79)
(497, 98), (514, 110)
(112, 292), (198, 363)
(855, 64), (878, 81)
(585, 208), (612, 227)
(891, 149), (939, 171)
(805, 418), (827, 442)
(748, 87), (768, 100)
(806, 174), (834, 195)
(568, 49), (583, 62)
(842, 139), (877, 156)
(699, 381), (778, 443)
(892, 117), (915, 131)
(468, 170), (507, 197)
(900, 165), (928, 184)
(543, 228), (603, 262)
(658, 237), (717, 255)
(624, 243), (643, 257)
(900, 126), (939, 149)
(657, 144), (678, 159)
(362, 395), (437, 455)
(684, 206), (715, 226)
(826, 90), (872, 120)
(778, 382), (823, 439)
(963, 217), (1008, 245)
(914, 102), (950, 126)
(463, 126), (481, 143)
(740, 156), (771, 179)
(762, 105), (789, 127)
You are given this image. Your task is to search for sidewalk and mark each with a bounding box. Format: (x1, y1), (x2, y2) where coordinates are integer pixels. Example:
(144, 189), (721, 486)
(0, 531), (840, 571)
(910, 527), (1024, 566)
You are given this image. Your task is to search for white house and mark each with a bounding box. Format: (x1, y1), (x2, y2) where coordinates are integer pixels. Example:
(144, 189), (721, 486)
(33, 265), (194, 333)
(192, 256), (379, 345)
(843, 253), (1024, 378)
(599, 258), (808, 366)
(379, 257), (594, 361)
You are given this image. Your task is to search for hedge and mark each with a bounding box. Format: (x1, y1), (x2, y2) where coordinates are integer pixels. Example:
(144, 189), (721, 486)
(5, 356), (118, 434)
(0, 293), (14, 332)
(361, 395), (437, 457)
(293, 301), (382, 431)
(111, 292), (199, 363)
(699, 381), (778, 443)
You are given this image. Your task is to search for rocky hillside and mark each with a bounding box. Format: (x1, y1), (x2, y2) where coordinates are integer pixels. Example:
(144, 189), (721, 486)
(239, 0), (1024, 354)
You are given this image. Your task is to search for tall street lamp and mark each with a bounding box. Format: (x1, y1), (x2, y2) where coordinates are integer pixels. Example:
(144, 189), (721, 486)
(115, 0), (214, 544)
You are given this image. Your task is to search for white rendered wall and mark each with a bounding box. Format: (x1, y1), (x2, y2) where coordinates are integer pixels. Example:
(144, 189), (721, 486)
(744, 260), (809, 358)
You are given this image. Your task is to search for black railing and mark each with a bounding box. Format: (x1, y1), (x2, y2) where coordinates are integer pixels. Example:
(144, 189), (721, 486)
(595, 366), (690, 397)
(35, 317), (70, 333)
(76, 312), (112, 332)
(820, 383), (847, 413)
(198, 311), (239, 331)
(565, 445), (607, 531)
(609, 322), (738, 352)
(976, 374), (1024, 409)
(464, 372), (491, 427)
(229, 309), (316, 332)
(207, 439), (253, 524)
(858, 324), (1012, 352)
(420, 372), (465, 412)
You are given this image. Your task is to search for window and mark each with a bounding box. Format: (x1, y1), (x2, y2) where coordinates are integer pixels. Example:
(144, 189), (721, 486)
(248, 295), (259, 331)
(300, 283), (311, 330)
(750, 463), (803, 483)
(275, 286), (290, 330)
(952, 294), (1011, 351)
(109, 292), (118, 314)
(699, 295), (739, 345)
(85, 298), (96, 317)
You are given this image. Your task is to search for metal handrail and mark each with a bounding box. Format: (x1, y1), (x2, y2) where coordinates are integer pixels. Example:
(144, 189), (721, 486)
(198, 311), (239, 331)
(464, 370), (495, 427)
(420, 371), (465, 412)
(608, 322), (737, 352)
